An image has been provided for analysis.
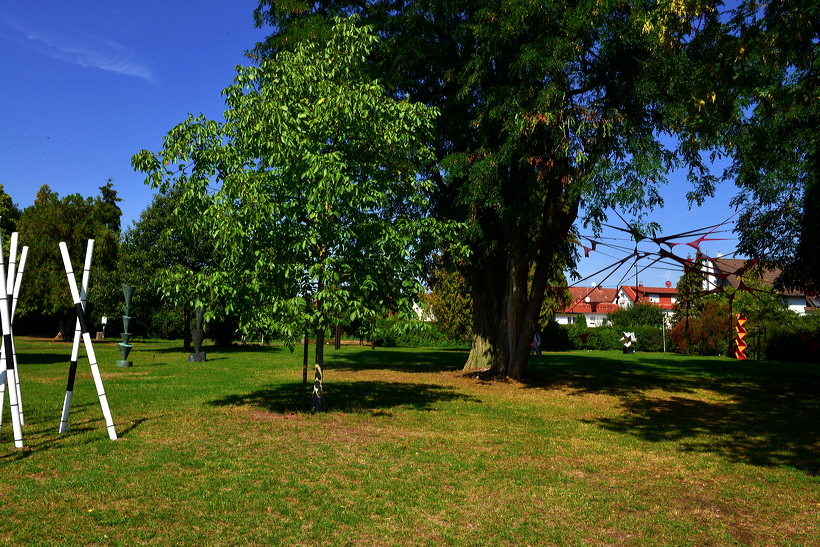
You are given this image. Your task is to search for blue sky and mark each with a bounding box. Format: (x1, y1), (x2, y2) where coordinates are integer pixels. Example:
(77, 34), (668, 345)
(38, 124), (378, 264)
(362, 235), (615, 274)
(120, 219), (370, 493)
(1, 1), (267, 227)
(1, 2), (743, 289)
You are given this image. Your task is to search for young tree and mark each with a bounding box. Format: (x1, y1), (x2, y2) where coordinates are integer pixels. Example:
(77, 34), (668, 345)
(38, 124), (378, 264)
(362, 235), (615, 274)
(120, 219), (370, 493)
(132, 18), (448, 363)
(671, 255), (708, 326)
(254, 0), (735, 378)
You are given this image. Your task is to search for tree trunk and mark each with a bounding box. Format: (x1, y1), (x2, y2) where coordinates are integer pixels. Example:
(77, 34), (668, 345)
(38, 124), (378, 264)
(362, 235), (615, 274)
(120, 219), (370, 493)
(315, 327), (324, 366)
(463, 246), (538, 379)
(462, 188), (579, 380)
(182, 306), (192, 352)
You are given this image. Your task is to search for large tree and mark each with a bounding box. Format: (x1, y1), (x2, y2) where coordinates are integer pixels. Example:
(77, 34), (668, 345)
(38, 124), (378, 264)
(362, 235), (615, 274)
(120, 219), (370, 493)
(721, 0), (820, 293)
(254, 0), (730, 378)
(133, 18), (446, 362)
(17, 184), (122, 336)
(119, 188), (218, 345)
(0, 184), (21, 242)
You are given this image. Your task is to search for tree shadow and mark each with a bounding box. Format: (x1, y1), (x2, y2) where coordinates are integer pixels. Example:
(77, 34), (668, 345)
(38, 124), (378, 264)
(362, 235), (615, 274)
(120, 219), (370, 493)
(208, 379), (480, 414)
(328, 348), (468, 374)
(139, 344), (291, 355)
(16, 352), (71, 365)
(524, 352), (820, 474)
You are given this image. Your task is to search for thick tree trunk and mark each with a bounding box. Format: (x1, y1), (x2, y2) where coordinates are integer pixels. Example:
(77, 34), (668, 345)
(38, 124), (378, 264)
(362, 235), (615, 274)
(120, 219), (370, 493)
(463, 246), (539, 379)
(462, 187), (579, 380)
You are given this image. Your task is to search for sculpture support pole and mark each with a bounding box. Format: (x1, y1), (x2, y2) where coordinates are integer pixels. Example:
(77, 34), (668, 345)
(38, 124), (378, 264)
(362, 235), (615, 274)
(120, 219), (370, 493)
(0, 235), (23, 448)
(9, 244), (27, 425)
(59, 240), (94, 434)
(59, 242), (117, 441)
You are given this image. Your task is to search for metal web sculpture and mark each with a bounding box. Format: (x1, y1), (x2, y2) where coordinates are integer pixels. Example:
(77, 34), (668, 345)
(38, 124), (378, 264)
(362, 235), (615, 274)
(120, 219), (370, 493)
(58, 240), (117, 440)
(576, 213), (772, 305)
(0, 233), (28, 448)
(576, 213), (799, 357)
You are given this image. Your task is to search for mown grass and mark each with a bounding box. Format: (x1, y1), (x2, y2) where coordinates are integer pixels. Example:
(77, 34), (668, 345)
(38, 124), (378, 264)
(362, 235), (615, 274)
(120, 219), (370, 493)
(0, 339), (817, 545)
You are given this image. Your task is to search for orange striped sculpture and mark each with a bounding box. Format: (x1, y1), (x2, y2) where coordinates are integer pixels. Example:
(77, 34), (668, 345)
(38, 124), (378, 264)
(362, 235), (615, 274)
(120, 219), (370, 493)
(734, 314), (748, 360)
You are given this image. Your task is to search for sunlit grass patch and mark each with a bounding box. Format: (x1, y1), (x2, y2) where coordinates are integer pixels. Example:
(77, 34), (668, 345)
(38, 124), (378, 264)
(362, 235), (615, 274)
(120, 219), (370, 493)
(1, 340), (817, 545)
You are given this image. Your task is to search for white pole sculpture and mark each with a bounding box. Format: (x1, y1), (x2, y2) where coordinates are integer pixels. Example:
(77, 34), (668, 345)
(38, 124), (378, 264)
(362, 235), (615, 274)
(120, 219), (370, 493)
(10, 245), (28, 425)
(3, 233), (29, 425)
(58, 241), (117, 440)
(0, 234), (24, 448)
(59, 240), (94, 434)
(0, 236), (26, 431)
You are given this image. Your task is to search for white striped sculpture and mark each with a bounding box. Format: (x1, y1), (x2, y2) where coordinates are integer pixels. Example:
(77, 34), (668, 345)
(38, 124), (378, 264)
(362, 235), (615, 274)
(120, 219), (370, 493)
(0, 233), (28, 448)
(58, 240), (117, 440)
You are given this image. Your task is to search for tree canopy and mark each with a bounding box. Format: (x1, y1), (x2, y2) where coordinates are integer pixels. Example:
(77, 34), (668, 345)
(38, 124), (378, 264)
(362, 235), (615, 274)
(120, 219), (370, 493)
(133, 18), (449, 354)
(17, 183), (121, 336)
(118, 187), (219, 342)
(254, 0), (736, 378)
(721, 0), (820, 293)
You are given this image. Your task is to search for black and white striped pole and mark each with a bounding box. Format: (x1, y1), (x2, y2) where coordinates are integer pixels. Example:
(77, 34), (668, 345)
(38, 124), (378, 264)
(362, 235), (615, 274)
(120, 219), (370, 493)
(58, 241), (117, 441)
(0, 233), (24, 448)
(0, 233), (26, 430)
(5, 233), (28, 425)
(58, 240), (94, 434)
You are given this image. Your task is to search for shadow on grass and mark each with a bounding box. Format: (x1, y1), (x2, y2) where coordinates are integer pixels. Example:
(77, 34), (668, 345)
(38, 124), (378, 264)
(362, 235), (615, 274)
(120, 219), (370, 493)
(525, 352), (820, 474)
(17, 352), (72, 365)
(327, 347), (468, 373)
(137, 344), (292, 355)
(208, 379), (480, 414)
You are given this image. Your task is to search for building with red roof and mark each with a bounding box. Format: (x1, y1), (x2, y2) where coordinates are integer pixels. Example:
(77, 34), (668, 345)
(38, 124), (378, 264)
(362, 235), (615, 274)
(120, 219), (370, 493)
(555, 284), (677, 327)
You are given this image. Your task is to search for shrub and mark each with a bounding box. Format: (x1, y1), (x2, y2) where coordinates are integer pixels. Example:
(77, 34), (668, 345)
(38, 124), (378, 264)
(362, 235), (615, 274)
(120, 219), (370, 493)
(541, 320), (573, 351)
(374, 316), (465, 348)
(634, 325), (665, 352)
(669, 298), (732, 356)
(754, 314), (820, 363)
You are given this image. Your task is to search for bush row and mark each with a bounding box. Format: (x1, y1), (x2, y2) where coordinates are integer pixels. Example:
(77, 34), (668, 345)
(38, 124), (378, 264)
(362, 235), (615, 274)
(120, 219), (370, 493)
(374, 316), (467, 348)
(541, 321), (668, 352)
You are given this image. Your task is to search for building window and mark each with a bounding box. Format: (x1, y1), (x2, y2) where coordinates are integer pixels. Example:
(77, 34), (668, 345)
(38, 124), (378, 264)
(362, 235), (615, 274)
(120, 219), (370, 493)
(649, 294), (659, 303)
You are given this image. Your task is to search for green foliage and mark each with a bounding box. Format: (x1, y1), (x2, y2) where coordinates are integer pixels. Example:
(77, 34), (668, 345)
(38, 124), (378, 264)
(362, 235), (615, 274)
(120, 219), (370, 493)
(17, 184), (121, 334)
(755, 313), (820, 364)
(133, 18), (452, 352)
(722, 0), (820, 293)
(0, 183), (21, 244)
(540, 319), (573, 351)
(551, 323), (665, 352)
(424, 257), (473, 343)
(669, 297), (732, 356)
(118, 188), (219, 340)
(374, 316), (465, 348)
(672, 255), (706, 325)
(254, 0), (738, 378)
(608, 302), (665, 329)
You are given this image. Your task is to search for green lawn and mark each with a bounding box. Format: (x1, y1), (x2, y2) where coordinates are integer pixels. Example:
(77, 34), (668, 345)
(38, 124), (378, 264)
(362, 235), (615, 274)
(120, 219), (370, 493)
(1, 339), (817, 545)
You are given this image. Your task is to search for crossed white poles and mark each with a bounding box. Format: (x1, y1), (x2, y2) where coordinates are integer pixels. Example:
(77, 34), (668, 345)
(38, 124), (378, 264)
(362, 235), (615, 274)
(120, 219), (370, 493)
(0, 233), (28, 448)
(58, 240), (117, 441)
(0, 238), (118, 448)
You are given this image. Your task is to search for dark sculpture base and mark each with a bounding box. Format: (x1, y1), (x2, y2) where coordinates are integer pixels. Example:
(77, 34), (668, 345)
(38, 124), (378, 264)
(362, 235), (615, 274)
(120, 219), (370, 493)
(188, 352), (207, 362)
(115, 360), (133, 368)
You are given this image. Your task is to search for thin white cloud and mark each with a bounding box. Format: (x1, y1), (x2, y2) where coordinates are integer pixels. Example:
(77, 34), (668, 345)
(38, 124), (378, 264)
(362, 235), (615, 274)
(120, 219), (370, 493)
(1, 18), (155, 83)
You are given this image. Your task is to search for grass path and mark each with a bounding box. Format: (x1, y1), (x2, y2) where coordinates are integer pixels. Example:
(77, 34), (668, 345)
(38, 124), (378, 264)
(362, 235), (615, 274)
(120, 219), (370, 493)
(0, 340), (817, 545)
